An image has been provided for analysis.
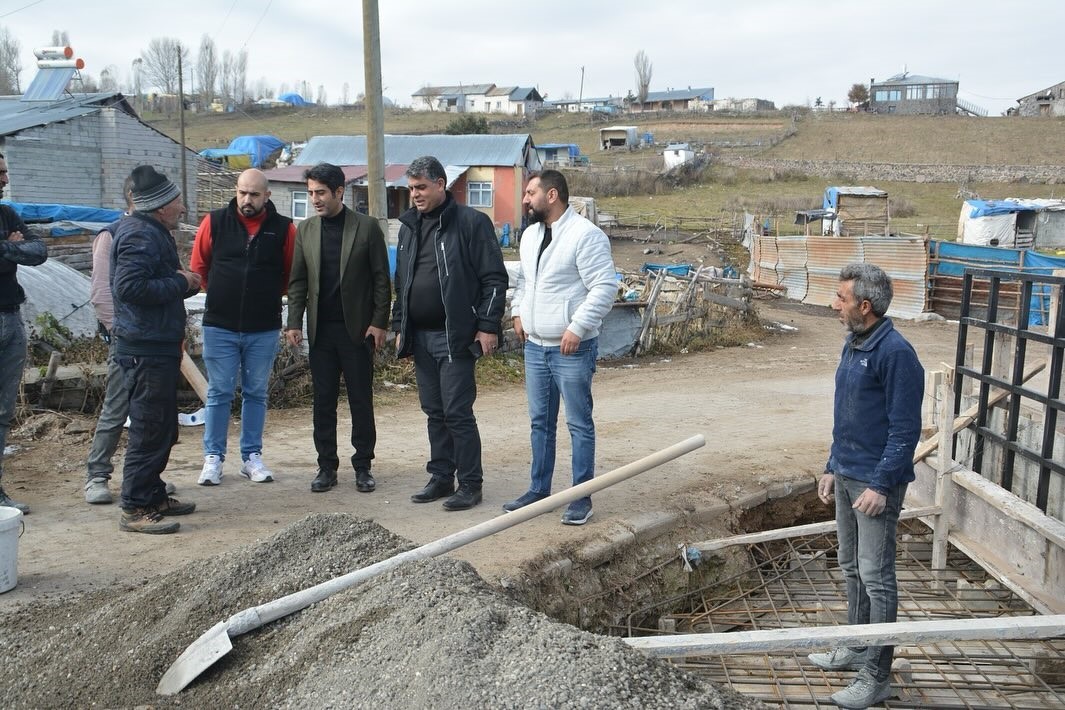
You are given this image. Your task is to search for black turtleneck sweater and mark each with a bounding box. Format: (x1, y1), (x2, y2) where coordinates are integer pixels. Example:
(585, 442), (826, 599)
(407, 198), (449, 330)
(317, 209), (347, 323)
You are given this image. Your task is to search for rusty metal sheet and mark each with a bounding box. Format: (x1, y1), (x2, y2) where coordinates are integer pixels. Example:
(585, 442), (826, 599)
(776, 235), (808, 301)
(748, 234), (780, 286)
(859, 235), (928, 318)
(805, 237), (862, 308)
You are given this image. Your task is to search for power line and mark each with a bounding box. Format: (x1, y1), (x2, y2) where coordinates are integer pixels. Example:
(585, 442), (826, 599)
(217, 0), (239, 35)
(242, 0), (274, 50)
(0, 0), (46, 19)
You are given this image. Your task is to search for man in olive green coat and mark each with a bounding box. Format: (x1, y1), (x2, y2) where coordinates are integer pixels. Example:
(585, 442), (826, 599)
(284, 163), (391, 494)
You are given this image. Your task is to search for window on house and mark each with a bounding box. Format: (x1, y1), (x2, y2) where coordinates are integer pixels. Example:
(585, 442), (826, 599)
(496, 101), (502, 110)
(292, 191), (308, 220)
(876, 89), (901, 102)
(927, 84), (943, 99)
(467, 181), (493, 208)
(906, 85), (923, 100)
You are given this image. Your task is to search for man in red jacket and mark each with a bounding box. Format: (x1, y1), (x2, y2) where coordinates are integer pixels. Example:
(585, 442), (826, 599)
(189, 169), (296, 486)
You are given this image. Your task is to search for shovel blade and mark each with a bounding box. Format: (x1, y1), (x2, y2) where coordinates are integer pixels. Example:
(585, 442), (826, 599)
(156, 621), (233, 695)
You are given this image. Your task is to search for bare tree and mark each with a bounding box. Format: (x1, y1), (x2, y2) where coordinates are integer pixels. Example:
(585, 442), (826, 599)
(140, 37), (187, 94)
(418, 84), (440, 111)
(234, 49), (247, 104)
(278, 82), (289, 96)
(219, 50), (233, 101)
(634, 50), (653, 106)
(98, 64), (119, 92)
(341, 82), (349, 105)
(0, 27), (23, 95)
(300, 80), (310, 101)
(316, 84), (327, 105)
(51, 29), (70, 47)
(197, 35), (218, 106)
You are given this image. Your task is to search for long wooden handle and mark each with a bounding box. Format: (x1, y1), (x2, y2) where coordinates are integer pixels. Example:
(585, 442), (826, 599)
(180, 351), (208, 403)
(224, 435), (706, 636)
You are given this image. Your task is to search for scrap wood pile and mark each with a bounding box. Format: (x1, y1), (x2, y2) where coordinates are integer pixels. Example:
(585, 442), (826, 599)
(622, 266), (757, 356)
(0, 513), (758, 709)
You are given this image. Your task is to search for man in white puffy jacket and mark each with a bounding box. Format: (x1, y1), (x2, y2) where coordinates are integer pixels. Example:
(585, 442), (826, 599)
(505, 170), (617, 525)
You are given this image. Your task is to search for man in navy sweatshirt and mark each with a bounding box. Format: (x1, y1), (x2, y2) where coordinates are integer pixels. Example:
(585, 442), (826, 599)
(808, 262), (924, 709)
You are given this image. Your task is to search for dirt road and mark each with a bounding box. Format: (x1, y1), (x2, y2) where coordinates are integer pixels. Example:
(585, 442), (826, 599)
(0, 300), (960, 611)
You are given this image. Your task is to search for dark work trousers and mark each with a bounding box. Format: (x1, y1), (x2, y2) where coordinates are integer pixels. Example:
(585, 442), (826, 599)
(412, 328), (483, 490)
(309, 321), (376, 472)
(118, 353), (179, 510)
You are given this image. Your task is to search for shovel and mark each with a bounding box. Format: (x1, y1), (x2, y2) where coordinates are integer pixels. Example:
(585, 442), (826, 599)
(157, 434), (705, 695)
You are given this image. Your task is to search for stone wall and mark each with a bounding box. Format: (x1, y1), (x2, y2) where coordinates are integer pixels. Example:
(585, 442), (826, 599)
(718, 156), (1065, 184)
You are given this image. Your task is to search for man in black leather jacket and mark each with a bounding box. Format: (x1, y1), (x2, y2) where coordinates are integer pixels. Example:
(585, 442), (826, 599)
(392, 155), (508, 511)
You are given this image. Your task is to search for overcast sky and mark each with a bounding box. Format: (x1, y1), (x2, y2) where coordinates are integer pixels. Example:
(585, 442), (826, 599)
(2, 0), (1061, 116)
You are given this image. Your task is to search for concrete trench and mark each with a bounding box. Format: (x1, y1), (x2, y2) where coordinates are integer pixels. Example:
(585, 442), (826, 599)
(498, 478), (822, 633)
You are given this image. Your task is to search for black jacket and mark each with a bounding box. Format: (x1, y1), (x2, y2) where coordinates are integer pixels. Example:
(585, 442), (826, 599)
(392, 195), (508, 359)
(203, 198), (292, 332)
(0, 205), (47, 309)
(111, 212), (196, 357)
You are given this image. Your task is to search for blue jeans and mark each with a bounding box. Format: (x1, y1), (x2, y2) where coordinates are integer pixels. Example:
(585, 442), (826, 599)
(86, 337), (130, 480)
(202, 326), (280, 461)
(0, 310), (27, 481)
(412, 329), (482, 487)
(118, 353), (179, 509)
(834, 474), (907, 682)
(523, 338), (598, 500)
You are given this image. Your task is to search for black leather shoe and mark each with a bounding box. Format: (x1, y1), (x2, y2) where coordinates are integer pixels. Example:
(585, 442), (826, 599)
(410, 477), (455, 503)
(442, 485), (482, 511)
(311, 468), (338, 492)
(355, 469), (376, 493)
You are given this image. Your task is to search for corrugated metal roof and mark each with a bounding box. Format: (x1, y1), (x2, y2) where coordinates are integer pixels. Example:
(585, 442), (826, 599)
(879, 73), (956, 86)
(263, 164), (368, 183)
(644, 87), (714, 101)
(0, 92), (132, 137)
(411, 84), (495, 96)
(293, 134), (532, 168)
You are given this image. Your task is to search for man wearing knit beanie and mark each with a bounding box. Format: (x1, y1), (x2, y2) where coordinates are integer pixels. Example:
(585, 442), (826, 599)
(110, 165), (202, 534)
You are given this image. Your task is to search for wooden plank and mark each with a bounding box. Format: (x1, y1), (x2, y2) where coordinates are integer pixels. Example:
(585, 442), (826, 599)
(703, 291), (751, 312)
(691, 506), (940, 552)
(623, 615), (1065, 657)
(912, 361), (1045, 463)
(951, 469), (1065, 550)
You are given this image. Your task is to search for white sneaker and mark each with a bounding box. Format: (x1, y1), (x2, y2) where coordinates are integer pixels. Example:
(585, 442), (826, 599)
(198, 455), (223, 486)
(240, 453), (274, 483)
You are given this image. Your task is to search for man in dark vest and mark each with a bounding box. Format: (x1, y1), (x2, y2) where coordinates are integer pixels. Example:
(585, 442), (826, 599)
(190, 169), (296, 486)
(285, 163), (391, 494)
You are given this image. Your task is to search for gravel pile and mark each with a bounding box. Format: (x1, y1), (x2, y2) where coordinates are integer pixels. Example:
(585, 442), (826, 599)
(0, 513), (761, 709)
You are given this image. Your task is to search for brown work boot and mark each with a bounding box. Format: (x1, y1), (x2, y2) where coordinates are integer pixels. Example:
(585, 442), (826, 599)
(120, 507), (179, 534)
(155, 497), (196, 516)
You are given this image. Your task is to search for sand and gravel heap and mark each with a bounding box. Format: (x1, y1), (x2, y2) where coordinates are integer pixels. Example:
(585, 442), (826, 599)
(0, 513), (761, 709)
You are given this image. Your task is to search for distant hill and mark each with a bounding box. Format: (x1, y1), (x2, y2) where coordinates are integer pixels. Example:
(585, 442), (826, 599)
(146, 106), (1065, 169)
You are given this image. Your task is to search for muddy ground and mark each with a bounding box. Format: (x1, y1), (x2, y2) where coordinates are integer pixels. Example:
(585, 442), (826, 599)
(0, 241), (962, 706)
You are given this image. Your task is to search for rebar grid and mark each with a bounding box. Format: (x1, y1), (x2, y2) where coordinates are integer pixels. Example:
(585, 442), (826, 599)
(623, 523), (1065, 709)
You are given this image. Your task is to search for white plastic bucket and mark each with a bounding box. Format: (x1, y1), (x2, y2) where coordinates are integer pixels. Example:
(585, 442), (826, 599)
(0, 506), (23, 593)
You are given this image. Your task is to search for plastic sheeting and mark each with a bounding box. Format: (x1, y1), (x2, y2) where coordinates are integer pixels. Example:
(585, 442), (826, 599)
(16, 259), (96, 337)
(3, 201), (122, 224)
(277, 93), (311, 106)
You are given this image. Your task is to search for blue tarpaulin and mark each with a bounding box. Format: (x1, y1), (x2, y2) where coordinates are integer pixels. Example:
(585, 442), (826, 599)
(3, 201), (122, 224)
(278, 93), (311, 106)
(201, 136), (286, 168)
(964, 199), (1041, 218)
(227, 135), (286, 168)
(930, 239), (1065, 325)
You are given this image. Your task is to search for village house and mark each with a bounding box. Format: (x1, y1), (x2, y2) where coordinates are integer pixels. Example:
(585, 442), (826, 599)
(630, 87), (714, 113)
(410, 84), (543, 115)
(544, 96), (624, 114)
(0, 91), (201, 215)
(1015, 80), (1065, 117)
(263, 133), (541, 229)
(868, 72), (984, 116)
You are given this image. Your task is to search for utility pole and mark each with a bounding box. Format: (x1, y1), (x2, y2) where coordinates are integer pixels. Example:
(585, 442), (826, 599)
(363, 0), (388, 237)
(578, 65), (585, 115)
(177, 42), (188, 211)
